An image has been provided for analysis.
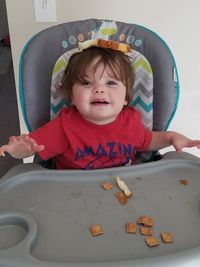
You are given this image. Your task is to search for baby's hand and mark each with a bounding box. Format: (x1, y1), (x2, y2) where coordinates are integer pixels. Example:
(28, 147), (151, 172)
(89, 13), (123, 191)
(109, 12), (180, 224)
(0, 134), (44, 159)
(171, 133), (200, 153)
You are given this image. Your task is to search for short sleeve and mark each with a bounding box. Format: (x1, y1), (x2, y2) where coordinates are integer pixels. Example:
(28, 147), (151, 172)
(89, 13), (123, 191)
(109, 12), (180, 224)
(29, 115), (69, 160)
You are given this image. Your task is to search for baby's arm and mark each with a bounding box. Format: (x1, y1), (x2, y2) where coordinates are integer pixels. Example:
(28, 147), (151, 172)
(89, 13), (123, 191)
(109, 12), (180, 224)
(148, 131), (200, 152)
(0, 134), (44, 159)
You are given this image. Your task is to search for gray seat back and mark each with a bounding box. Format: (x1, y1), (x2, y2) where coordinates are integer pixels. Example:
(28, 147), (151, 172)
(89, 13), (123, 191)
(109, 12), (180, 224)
(19, 18), (179, 133)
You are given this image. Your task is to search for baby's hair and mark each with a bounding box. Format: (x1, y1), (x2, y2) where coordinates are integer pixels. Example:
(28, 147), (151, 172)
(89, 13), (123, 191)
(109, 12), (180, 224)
(60, 46), (135, 105)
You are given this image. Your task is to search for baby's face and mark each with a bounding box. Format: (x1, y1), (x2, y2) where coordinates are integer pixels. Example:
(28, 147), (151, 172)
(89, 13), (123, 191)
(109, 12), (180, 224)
(71, 58), (127, 125)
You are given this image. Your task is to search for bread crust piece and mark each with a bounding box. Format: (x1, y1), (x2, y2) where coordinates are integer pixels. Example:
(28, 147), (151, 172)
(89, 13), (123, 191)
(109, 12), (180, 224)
(90, 224), (104, 237)
(140, 226), (153, 236)
(160, 232), (174, 243)
(115, 191), (128, 205)
(101, 182), (113, 191)
(126, 222), (137, 234)
(145, 236), (159, 247)
(78, 39), (131, 54)
(137, 215), (154, 227)
(97, 39), (131, 53)
(116, 176), (132, 197)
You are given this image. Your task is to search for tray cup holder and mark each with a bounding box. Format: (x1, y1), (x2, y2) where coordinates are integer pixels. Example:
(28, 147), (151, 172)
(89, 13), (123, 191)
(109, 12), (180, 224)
(0, 212), (33, 250)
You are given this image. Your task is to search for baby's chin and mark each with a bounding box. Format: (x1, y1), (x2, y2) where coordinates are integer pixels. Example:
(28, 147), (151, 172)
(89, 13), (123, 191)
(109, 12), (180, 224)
(82, 114), (118, 125)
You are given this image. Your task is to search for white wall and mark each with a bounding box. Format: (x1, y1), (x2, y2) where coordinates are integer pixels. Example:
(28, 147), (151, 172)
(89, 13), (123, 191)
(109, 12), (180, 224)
(5, 0), (200, 157)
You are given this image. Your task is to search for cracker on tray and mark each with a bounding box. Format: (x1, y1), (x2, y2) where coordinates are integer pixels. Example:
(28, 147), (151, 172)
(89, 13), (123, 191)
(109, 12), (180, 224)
(140, 226), (153, 236)
(160, 232), (174, 243)
(115, 191), (128, 205)
(126, 222), (137, 234)
(101, 182), (113, 191)
(145, 236), (159, 247)
(89, 224), (104, 237)
(137, 215), (154, 227)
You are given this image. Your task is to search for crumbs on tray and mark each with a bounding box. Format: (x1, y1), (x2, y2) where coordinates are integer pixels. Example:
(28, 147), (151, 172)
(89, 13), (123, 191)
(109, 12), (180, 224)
(93, 176), (174, 248)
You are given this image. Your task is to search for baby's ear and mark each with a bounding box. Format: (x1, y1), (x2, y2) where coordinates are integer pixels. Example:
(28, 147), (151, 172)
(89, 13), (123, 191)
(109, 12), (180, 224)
(124, 99), (128, 106)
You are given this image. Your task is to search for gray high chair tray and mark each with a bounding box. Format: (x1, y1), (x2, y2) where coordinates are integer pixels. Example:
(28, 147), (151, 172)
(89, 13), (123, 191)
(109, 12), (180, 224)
(0, 157), (200, 267)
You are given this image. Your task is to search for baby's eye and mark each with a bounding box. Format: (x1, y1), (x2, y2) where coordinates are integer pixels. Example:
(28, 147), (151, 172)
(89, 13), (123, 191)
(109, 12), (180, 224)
(106, 80), (118, 86)
(80, 79), (92, 86)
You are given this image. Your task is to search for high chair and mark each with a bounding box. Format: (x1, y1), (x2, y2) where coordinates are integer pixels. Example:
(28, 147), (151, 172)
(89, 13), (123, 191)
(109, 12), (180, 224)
(0, 19), (200, 267)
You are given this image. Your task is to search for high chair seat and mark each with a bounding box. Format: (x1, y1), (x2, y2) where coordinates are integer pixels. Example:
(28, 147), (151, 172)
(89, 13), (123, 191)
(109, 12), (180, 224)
(19, 19), (179, 134)
(1, 18), (200, 267)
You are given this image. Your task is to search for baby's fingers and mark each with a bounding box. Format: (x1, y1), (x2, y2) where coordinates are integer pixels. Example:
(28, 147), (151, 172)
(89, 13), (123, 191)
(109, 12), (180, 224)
(175, 147), (182, 153)
(189, 140), (200, 149)
(0, 145), (10, 155)
(193, 140), (200, 149)
(31, 144), (45, 152)
(24, 136), (45, 152)
(9, 134), (27, 143)
(24, 135), (39, 146)
(9, 136), (17, 142)
(0, 148), (5, 156)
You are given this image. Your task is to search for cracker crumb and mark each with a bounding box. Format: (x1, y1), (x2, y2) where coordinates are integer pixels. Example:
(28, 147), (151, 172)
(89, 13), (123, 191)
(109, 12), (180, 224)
(137, 215), (154, 227)
(126, 222), (137, 234)
(145, 236), (159, 247)
(140, 226), (153, 236)
(101, 182), (113, 191)
(90, 224), (104, 237)
(115, 191), (128, 205)
(160, 232), (173, 243)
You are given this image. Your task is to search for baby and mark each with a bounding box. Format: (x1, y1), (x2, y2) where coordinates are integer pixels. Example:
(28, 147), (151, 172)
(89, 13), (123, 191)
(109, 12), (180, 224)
(0, 42), (200, 169)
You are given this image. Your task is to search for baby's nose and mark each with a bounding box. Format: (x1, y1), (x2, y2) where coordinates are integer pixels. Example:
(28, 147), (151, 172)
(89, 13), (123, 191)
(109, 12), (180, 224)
(93, 85), (104, 93)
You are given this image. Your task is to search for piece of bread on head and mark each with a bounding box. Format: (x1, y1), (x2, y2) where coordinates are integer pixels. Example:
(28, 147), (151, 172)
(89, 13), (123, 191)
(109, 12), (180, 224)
(79, 39), (131, 54)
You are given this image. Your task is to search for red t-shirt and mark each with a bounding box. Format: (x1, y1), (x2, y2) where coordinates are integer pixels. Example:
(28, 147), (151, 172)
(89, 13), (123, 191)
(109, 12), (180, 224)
(29, 107), (152, 170)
